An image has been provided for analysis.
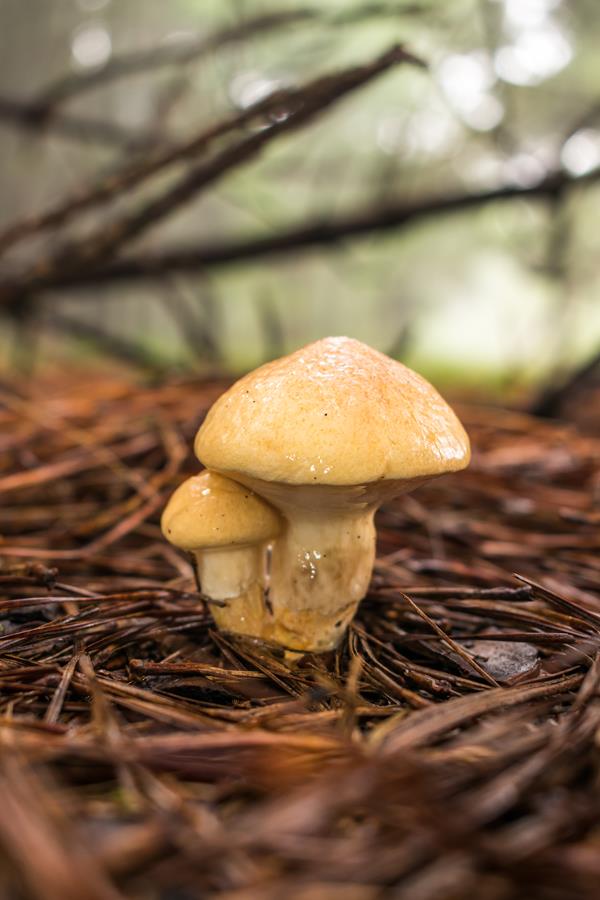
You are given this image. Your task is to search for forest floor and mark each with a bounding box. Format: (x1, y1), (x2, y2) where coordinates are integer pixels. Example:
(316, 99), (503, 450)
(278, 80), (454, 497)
(0, 370), (599, 900)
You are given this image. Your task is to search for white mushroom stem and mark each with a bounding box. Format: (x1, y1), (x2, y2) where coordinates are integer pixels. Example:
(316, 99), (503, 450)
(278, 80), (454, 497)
(211, 475), (429, 652)
(268, 507), (376, 651)
(197, 546), (262, 599)
(194, 545), (270, 638)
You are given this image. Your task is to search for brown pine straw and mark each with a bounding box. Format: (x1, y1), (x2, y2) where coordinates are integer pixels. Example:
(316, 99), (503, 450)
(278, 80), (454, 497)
(0, 371), (599, 899)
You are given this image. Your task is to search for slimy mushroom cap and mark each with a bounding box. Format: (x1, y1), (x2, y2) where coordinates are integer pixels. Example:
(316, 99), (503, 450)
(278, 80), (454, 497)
(161, 470), (281, 552)
(195, 336), (470, 486)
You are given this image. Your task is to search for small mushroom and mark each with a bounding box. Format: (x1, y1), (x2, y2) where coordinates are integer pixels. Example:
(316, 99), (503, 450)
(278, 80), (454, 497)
(161, 471), (282, 638)
(195, 337), (470, 653)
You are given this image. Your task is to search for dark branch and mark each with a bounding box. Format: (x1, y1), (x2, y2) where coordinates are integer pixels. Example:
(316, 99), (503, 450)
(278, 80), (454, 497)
(29, 6), (426, 112)
(0, 83), (347, 255)
(26, 165), (599, 291)
(0, 96), (143, 148)
(33, 11), (318, 110)
(530, 345), (600, 418)
(0, 44), (425, 307)
(43, 312), (168, 372)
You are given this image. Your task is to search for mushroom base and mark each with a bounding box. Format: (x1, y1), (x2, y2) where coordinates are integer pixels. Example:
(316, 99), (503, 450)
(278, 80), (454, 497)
(212, 475), (433, 653)
(196, 547), (269, 639)
(267, 508), (376, 651)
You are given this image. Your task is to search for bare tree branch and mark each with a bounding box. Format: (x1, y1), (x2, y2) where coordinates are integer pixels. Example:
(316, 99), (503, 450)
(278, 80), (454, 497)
(0, 83), (346, 255)
(18, 164), (597, 294)
(0, 5), (427, 155)
(0, 45), (425, 307)
(0, 97), (140, 148)
(0, 13), (319, 160)
(156, 278), (222, 364)
(33, 11), (318, 111)
(24, 5), (427, 113)
(531, 345), (600, 417)
(43, 312), (168, 372)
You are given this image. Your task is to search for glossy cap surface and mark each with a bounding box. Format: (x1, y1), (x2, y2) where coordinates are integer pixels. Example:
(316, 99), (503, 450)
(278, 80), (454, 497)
(195, 337), (470, 487)
(161, 470), (282, 551)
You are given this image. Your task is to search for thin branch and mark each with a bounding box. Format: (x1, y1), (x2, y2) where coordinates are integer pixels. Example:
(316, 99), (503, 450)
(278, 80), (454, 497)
(27, 5), (426, 112)
(43, 312), (167, 372)
(156, 278), (222, 364)
(24, 164), (599, 292)
(34, 11), (318, 111)
(0, 83), (344, 255)
(0, 5), (427, 156)
(0, 44), (425, 307)
(562, 99), (600, 146)
(530, 345), (600, 418)
(0, 97), (143, 149)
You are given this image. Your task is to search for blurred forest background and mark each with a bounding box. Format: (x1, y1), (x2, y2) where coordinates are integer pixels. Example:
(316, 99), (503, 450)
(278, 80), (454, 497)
(0, 0), (599, 395)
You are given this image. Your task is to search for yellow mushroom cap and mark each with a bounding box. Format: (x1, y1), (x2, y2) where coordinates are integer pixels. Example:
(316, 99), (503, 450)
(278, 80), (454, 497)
(195, 337), (470, 487)
(161, 471), (282, 552)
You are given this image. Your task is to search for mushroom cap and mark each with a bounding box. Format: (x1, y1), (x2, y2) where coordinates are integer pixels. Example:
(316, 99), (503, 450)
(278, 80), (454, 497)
(161, 470), (282, 551)
(195, 336), (470, 487)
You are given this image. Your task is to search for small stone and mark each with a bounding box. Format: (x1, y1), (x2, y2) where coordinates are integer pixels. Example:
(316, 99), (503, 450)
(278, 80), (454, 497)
(462, 639), (539, 681)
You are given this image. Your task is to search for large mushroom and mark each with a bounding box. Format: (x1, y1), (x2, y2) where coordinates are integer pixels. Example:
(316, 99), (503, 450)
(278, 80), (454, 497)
(194, 337), (470, 653)
(161, 471), (281, 638)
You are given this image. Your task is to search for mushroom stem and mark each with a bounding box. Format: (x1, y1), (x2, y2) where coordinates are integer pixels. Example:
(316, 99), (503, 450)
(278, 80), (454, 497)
(267, 507), (376, 652)
(195, 546), (270, 638)
(197, 546), (261, 599)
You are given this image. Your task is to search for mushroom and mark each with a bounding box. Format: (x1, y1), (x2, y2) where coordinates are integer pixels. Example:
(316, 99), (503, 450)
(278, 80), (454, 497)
(161, 470), (282, 638)
(194, 337), (470, 653)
